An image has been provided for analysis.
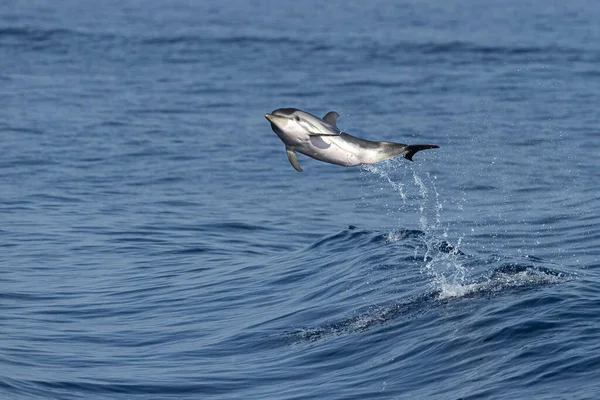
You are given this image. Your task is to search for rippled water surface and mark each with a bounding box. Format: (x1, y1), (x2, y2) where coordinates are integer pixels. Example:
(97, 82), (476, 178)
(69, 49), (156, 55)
(2, 1), (600, 399)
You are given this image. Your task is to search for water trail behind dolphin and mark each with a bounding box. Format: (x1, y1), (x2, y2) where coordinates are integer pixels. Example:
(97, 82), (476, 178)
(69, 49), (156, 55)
(362, 160), (471, 298)
(361, 160), (568, 300)
(410, 165), (470, 294)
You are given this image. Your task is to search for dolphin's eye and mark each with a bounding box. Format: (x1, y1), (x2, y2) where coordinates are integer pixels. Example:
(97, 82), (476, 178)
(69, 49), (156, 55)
(294, 116), (300, 122)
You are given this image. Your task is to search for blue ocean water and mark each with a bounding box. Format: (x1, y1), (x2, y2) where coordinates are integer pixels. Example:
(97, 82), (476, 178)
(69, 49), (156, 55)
(2, 0), (600, 398)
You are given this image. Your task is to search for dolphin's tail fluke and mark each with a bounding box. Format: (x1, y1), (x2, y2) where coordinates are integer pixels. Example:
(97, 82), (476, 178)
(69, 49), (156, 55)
(402, 144), (439, 161)
(375, 142), (439, 163)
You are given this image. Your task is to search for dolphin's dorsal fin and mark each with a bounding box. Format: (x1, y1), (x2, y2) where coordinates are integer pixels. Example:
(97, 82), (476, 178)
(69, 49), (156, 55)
(323, 111), (339, 127)
(286, 147), (303, 172)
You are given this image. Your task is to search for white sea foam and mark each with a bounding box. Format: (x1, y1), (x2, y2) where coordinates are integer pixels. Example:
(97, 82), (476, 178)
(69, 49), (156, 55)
(438, 268), (566, 300)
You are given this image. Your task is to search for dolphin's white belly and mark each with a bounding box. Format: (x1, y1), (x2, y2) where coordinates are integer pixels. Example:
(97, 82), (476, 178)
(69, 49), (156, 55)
(294, 135), (374, 167)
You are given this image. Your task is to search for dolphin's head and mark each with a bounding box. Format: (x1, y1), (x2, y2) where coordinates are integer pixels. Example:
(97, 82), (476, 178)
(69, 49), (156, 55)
(265, 108), (308, 146)
(265, 108), (297, 129)
(265, 108), (335, 146)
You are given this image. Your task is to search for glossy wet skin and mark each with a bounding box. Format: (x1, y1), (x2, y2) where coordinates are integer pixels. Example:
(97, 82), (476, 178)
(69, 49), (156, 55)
(266, 109), (337, 144)
(265, 109), (370, 166)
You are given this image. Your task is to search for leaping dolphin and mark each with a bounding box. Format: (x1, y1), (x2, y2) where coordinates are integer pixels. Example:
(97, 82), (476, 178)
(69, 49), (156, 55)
(265, 108), (439, 172)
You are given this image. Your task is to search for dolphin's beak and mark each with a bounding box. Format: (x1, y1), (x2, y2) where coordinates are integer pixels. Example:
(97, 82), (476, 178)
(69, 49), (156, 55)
(266, 113), (287, 123)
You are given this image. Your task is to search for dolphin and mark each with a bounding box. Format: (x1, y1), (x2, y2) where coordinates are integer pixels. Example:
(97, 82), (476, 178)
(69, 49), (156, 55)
(265, 108), (439, 172)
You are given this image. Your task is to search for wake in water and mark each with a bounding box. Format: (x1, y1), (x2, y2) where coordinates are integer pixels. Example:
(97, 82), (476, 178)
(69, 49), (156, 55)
(291, 254), (568, 342)
(290, 249), (568, 342)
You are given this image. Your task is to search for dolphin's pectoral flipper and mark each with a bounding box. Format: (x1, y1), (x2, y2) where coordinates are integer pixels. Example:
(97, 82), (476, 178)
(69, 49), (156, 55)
(323, 111), (339, 127)
(285, 147), (303, 172)
(402, 144), (440, 161)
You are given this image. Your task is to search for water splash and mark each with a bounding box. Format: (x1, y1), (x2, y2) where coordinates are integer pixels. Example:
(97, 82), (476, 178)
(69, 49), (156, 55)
(363, 160), (468, 297)
(362, 160), (569, 301)
(409, 165), (470, 296)
(362, 162), (408, 201)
